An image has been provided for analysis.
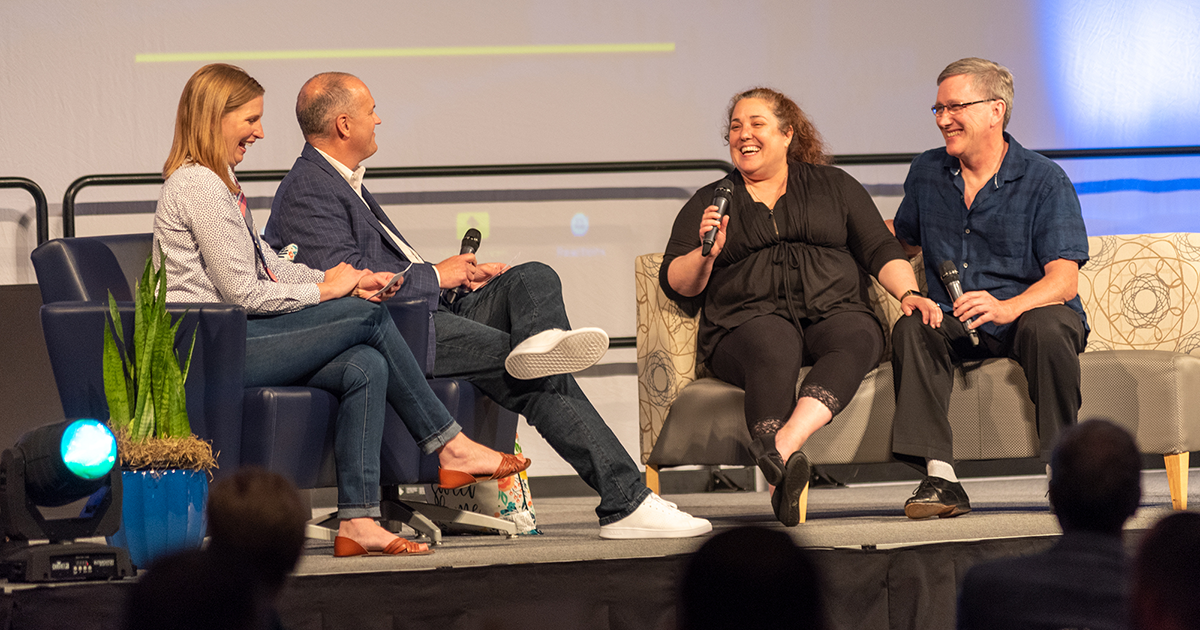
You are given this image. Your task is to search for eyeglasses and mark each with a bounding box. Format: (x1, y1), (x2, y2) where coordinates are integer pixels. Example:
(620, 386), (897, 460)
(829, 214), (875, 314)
(931, 99), (998, 117)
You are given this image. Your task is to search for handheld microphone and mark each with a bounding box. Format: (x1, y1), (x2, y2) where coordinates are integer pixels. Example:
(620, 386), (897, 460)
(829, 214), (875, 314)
(459, 228), (481, 256)
(447, 228), (482, 304)
(939, 260), (980, 346)
(700, 179), (734, 257)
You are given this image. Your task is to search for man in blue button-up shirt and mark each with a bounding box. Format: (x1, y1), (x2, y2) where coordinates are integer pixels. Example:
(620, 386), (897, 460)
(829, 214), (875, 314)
(891, 58), (1089, 520)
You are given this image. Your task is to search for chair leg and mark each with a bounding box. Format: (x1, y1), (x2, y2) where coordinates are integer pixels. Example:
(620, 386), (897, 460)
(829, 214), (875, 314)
(380, 499), (444, 546)
(304, 510), (339, 542)
(1165, 452), (1189, 511)
(645, 465), (660, 494)
(798, 481), (810, 524)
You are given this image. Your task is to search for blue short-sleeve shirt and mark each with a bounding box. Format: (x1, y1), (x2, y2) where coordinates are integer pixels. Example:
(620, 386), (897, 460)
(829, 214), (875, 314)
(893, 132), (1089, 341)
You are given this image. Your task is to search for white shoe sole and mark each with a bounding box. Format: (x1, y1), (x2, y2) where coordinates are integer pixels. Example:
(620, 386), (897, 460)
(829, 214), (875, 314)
(598, 520), (713, 540)
(505, 328), (608, 380)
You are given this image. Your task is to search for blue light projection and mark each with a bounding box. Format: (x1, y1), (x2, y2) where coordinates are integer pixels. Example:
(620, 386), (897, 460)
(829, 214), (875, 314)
(1042, 0), (1200, 147)
(1041, 0), (1200, 235)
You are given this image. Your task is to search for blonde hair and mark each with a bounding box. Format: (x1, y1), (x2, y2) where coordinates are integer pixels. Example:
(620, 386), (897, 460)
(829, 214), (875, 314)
(163, 64), (264, 194)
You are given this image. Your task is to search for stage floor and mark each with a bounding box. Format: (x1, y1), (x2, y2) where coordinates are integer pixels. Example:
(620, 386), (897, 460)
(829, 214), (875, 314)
(1, 469), (1190, 630)
(292, 468), (1190, 575)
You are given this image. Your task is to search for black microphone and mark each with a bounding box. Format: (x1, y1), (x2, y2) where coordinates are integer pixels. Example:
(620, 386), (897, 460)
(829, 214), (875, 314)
(939, 260), (980, 346)
(447, 228), (482, 304)
(459, 228), (481, 256)
(700, 179), (734, 257)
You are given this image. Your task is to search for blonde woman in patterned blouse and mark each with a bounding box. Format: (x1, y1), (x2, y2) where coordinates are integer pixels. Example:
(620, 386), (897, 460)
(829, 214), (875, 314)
(153, 64), (529, 557)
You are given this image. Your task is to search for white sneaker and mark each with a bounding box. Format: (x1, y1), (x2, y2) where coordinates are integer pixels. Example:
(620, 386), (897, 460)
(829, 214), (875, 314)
(504, 327), (609, 380)
(598, 493), (712, 540)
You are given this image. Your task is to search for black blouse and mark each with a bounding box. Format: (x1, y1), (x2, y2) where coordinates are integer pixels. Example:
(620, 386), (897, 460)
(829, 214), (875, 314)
(659, 161), (906, 364)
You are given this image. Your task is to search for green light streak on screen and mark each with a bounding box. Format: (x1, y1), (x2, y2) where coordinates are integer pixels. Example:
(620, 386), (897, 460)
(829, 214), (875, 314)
(136, 42), (675, 63)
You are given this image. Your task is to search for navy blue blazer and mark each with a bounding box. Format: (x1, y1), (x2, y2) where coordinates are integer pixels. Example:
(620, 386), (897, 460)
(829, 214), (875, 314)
(265, 143), (441, 315)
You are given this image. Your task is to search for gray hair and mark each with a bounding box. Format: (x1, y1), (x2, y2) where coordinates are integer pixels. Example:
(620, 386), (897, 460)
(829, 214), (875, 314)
(937, 57), (1014, 130)
(296, 72), (359, 140)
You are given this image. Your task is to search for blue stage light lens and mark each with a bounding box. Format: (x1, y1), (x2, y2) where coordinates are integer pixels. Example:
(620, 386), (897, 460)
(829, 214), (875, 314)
(59, 419), (117, 480)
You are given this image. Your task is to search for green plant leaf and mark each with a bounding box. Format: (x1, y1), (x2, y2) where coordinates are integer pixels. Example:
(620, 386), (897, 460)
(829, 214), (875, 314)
(108, 244), (195, 444)
(179, 315), (195, 384)
(163, 349), (190, 438)
(102, 292), (131, 429)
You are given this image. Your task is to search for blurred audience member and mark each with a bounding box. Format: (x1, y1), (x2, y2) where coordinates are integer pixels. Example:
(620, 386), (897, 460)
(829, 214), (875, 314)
(126, 468), (309, 630)
(679, 526), (826, 630)
(957, 419), (1142, 630)
(125, 549), (267, 630)
(1131, 511), (1200, 630)
(207, 466), (310, 593)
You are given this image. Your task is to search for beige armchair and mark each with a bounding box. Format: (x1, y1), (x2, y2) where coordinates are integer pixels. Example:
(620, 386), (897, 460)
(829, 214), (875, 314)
(637, 233), (1200, 521)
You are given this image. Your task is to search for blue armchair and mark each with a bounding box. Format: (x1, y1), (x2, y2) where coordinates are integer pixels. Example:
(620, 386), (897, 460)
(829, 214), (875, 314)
(32, 234), (520, 544)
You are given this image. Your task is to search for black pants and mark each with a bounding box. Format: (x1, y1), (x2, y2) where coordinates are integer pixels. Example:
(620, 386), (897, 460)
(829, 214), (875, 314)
(709, 311), (884, 437)
(890, 305), (1087, 465)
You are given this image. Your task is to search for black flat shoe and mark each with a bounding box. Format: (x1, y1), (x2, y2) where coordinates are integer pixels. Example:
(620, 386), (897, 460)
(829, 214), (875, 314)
(750, 435), (786, 487)
(771, 451), (810, 527)
(904, 476), (971, 519)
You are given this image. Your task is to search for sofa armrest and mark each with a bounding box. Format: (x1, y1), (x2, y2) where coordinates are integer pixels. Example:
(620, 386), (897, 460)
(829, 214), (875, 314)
(384, 298), (433, 376)
(635, 254), (702, 464)
(40, 301), (247, 469)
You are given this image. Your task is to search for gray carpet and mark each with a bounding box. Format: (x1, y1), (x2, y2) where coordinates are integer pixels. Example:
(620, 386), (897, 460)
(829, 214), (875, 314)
(293, 469), (1192, 576)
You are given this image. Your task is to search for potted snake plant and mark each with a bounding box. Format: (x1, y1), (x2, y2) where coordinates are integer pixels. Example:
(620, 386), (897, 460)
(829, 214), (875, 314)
(102, 246), (216, 569)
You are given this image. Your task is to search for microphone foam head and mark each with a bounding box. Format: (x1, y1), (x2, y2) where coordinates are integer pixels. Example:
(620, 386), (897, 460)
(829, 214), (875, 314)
(939, 259), (959, 281)
(464, 228), (481, 243)
(714, 178), (734, 200)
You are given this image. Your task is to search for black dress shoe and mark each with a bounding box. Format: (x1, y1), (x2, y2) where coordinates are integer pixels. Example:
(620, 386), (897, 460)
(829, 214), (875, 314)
(750, 435), (786, 487)
(771, 451), (810, 527)
(904, 476), (971, 519)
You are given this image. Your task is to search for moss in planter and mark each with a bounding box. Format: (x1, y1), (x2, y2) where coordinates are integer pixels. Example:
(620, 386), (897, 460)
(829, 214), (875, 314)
(113, 426), (217, 473)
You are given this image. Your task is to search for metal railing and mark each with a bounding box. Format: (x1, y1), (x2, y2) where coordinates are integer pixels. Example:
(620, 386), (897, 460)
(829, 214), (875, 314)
(1, 177), (49, 245)
(831, 145), (1200, 166)
(60, 160), (737, 238)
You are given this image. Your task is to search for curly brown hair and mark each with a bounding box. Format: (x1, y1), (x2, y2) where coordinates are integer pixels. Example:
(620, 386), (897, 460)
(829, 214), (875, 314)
(724, 87), (829, 166)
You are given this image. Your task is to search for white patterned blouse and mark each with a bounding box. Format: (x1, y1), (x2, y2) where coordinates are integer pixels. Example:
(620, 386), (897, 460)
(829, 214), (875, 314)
(153, 162), (323, 315)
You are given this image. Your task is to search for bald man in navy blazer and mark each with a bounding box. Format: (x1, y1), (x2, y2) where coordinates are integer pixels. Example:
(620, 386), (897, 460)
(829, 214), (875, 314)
(265, 72), (711, 539)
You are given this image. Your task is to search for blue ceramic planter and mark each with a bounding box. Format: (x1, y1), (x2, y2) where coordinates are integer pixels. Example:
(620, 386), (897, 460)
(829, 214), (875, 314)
(108, 469), (208, 569)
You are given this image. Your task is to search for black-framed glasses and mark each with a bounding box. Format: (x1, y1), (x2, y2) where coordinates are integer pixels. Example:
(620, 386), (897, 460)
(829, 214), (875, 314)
(931, 99), (998, 117)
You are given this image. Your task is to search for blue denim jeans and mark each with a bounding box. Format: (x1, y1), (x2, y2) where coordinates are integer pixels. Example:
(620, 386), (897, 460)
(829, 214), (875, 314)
(437, 262), (650, 524)
(245, 298), (461, 519)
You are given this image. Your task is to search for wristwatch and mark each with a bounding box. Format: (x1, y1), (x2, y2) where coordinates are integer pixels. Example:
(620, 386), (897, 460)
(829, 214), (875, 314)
(900, 289), (924, 302)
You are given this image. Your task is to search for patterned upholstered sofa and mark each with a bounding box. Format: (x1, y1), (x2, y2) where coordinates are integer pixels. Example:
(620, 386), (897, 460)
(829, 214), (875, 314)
(636, 233), (1200, 521)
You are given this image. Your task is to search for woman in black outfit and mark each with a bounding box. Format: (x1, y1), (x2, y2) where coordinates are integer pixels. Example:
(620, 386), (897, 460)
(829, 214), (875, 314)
(660, 88), (941, 525)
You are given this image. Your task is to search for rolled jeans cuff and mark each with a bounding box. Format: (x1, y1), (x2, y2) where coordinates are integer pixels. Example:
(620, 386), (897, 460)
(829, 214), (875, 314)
(596, 486), (653, 526)
(417, 418), (464, 455)
(338, 505), (383, 520)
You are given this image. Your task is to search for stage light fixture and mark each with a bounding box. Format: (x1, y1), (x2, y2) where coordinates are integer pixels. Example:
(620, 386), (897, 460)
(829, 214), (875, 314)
(0, 419), (133, 582)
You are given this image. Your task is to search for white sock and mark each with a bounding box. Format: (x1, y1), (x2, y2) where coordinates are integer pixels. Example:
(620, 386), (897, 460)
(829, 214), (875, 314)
(1046, 464), (1052, 481)
(927, 459), (959, 483)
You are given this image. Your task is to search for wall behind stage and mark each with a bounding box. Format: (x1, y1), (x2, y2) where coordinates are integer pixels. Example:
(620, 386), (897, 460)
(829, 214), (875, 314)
(3, 0), (1198, 476)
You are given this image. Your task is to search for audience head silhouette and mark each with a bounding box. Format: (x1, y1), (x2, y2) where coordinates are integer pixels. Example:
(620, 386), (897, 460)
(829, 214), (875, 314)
(1048, 418), (1141, 535)
(679, 526), (825, 630)
(207, 467), (310, 592)
(124, 469), (307, 630)
(1131, 511), (1200, 630)
(124, 549), (267, 630)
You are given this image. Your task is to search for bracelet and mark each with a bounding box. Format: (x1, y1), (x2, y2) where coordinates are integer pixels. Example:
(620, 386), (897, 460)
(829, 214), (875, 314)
(900, 289), (924, 302)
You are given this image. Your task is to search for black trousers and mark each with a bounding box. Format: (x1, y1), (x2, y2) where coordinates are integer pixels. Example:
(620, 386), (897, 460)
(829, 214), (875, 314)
(890, 305), (1087, 465)
(709, 311), (884, 436)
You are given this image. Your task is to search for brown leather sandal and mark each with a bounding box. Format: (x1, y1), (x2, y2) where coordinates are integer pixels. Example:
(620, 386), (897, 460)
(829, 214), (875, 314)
(437, 453), (531, 489)
(333, 535), (434, 557)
